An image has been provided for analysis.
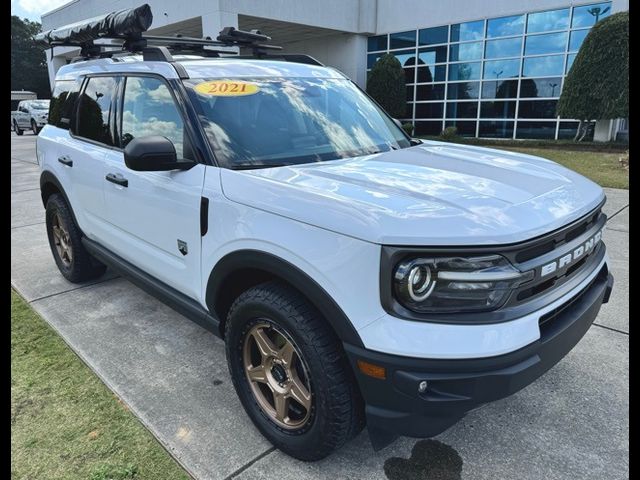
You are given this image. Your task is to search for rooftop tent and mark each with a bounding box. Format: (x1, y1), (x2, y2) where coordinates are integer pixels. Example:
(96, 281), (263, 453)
(35, 4), (153, 46)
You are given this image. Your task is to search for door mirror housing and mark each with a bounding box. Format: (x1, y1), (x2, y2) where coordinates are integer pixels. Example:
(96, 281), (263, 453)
(124, 135), (195, 172)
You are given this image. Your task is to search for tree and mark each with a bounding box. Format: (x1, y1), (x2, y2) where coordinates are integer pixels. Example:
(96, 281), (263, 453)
(366, 54), (407, 118)
(557, 12), (628, 141)
(11, 16), (50, 99)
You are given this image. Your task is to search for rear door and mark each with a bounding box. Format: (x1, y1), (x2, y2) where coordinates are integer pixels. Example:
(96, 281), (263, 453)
(101, 75), (206, 301)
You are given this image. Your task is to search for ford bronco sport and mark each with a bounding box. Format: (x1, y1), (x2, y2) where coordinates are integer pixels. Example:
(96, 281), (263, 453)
(36, 5), (614, 461)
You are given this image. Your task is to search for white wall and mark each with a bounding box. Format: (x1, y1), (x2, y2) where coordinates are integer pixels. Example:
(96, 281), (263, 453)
(282, 33), (368, 86)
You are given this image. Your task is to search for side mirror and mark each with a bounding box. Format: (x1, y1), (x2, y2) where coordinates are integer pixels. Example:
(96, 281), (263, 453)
(124, 135), (194, 172)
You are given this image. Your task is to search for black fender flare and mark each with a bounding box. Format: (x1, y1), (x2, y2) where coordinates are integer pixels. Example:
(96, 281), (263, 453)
(40, 170), (81, 229)
(206, 249), (364, 348)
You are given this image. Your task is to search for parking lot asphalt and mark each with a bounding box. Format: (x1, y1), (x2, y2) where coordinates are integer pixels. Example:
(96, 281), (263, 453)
(11, 132), (629, 480)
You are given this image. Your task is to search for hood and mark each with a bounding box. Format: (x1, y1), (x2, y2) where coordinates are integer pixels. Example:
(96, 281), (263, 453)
(220, 141), (605, 246)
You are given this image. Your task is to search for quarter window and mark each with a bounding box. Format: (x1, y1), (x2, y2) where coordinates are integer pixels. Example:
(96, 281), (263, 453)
(76, 76), (117, 145)
(121, 77), (192, 160)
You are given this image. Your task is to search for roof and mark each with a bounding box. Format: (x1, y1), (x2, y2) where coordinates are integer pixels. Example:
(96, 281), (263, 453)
(54, 56), (346, 81)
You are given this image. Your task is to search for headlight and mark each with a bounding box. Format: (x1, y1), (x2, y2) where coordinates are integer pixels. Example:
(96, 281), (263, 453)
(393, 255), (533, 313)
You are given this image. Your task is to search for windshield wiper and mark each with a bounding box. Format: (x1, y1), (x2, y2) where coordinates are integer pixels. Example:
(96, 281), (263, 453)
(230, 163), (290, 170)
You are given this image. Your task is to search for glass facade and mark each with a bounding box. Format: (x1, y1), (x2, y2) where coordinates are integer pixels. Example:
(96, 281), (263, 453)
(366, 2), (612, 139)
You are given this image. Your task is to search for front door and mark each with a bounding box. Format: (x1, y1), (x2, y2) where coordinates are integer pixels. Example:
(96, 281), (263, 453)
(101, 75), (206, 302)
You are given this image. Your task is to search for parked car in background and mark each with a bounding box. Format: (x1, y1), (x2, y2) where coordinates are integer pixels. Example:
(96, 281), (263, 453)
(12, 100), (50, 135)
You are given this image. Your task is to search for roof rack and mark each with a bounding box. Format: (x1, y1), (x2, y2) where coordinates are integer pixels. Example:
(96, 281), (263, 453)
(35, 3), (324, 74)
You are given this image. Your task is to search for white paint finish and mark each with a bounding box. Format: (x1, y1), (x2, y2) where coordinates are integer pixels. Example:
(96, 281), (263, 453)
(594, 119), (614, 142)
(201, 166), (386, 329)
(180, 58), (346, 80)
(359, 254), (609, 359)
(221, 140), (605, 246)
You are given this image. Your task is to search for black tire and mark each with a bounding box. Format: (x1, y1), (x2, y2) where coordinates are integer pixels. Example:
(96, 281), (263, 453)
(31, 120), (41, 135)
(45, 194), (107, 283)
(225, 281), (364, 461)
(13, 120), (23, 136)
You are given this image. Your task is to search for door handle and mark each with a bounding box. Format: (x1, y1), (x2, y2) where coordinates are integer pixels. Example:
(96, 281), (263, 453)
(105, 173), (128, 188)
(58, 155), (73, 167)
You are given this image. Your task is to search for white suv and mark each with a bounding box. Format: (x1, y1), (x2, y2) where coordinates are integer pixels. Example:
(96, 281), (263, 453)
(36, 8), (614, 461)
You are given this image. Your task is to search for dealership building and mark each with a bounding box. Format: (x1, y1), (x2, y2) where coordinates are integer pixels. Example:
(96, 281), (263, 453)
(41, 0), (628, 141)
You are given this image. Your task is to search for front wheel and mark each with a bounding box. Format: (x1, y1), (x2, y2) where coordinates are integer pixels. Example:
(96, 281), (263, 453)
(31, 120), (41, 135)
(225, 282), (364, 461)
(13, 120), (23, 136)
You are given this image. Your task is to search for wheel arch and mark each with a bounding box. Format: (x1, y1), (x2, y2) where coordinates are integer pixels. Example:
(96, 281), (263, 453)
(206, 249), (364, 348)
(40, 170), (81, 230)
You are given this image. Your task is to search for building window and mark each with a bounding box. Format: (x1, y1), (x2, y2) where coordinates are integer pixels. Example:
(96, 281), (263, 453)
(572, 2), (612, 28)
(526, 8), (570, 33)
(364, 1), (613, 139)
(450, 20), (485, 42)
(419, 26), (448, 46)
(487, 15), (525, 38)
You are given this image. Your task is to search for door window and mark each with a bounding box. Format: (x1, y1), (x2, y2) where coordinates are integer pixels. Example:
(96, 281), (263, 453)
(121, 76), (192, 160)
(49, 79), (82, 130)
(76, 76), (117, 145)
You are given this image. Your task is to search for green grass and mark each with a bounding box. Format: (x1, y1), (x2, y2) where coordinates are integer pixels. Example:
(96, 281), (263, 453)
(491, 147), (629, 189)
(11, 289), (191, 480)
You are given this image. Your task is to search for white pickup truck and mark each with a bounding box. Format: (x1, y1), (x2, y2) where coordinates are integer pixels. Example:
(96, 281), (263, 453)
(11, 99), (50, 135)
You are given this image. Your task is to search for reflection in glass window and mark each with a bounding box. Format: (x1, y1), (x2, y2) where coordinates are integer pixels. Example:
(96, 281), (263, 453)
(516, 121), (557, 139)
(485, 37), (522, 59)
(367, 52), (384, 69)
(526, 8), (570, 33)
(406, 85), (415, 101)
(487, 15), (525, 38)
(483, 59), (520, 79)
(449, 42), (483, 62)
(450, 21), (485, 42)
(417, 65), (446, 83)
(569, 29), (590, 52)
(566, 53), (577, 73)
(479, 120), (514, 138)
(391, 49), (417, 67)
(558, 121), (593, 140)
(415, 102), (444, 119)
(448, 62), (481, 81)
(414, 121), (443, 136)
(480, 101), (516, 118)
(518, 100), (558, 118)
(447, 82), (479, 100)
(416, 84), (445, 101)
(390, 31), (416, 49)
(481, 80), (519, 99)
(520, 77), (562, 97)
(77, 76), (116, 145)
(368, 35), (387, 52)
(572, 2), (612, 28)
(419, 26), (448, 46)
(404, 68), (416, 84)
(49, 79), (81, 131)
(525, 32), (568, 55)
(122, 77), (189, 158)
(446, 102), (478, 119)
(418, 46), (447, 64)
(445, 120), (476, 136)
(523, 55), (564, 76)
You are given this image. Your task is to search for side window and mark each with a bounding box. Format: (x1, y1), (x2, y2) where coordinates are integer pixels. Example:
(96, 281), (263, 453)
(121, 76), (192, 160)
(49, 79), (81, 130)
(76, 76), (117, 145)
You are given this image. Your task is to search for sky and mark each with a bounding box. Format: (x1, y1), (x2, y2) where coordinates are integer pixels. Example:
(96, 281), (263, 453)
(11, 0), (71, 22)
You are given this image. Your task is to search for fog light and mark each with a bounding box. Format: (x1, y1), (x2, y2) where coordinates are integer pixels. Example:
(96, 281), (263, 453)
(418, 380), (428, 393)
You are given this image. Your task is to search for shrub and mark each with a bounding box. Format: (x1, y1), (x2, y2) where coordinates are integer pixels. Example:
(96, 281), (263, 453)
(557, 12), (628, 141)
(401, 122), (414, 136)
(366, 54), (407, 119)
(439, 126), (459, 141)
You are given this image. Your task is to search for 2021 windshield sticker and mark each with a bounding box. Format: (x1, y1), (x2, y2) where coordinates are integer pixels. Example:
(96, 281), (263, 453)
(194, 80), (260, 96)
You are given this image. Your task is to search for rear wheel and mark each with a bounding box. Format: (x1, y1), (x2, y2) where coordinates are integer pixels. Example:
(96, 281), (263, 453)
(45, 194), (106, 283)
(13, 120), (23, 136)
(225, 281), (364, 461)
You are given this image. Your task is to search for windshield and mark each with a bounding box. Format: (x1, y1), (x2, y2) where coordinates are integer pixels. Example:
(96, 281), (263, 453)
(184, 77), (411, 169)
(30, 100), (49, 110)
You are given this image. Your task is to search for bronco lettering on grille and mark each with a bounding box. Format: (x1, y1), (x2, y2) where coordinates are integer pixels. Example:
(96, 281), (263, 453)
(540, 229), (602, 277)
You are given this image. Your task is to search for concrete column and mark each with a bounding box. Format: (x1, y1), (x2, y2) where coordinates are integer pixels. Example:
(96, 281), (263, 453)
(593, 119), (613, 142)
(45, 47), (75, 89)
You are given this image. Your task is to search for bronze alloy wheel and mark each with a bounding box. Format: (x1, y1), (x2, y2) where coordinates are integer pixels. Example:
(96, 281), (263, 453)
(243, 322), (313, 430)
(51, 212), (73, 268)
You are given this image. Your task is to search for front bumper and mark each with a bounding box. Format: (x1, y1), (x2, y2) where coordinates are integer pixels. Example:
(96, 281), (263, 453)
(344, 264), (613, 449)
